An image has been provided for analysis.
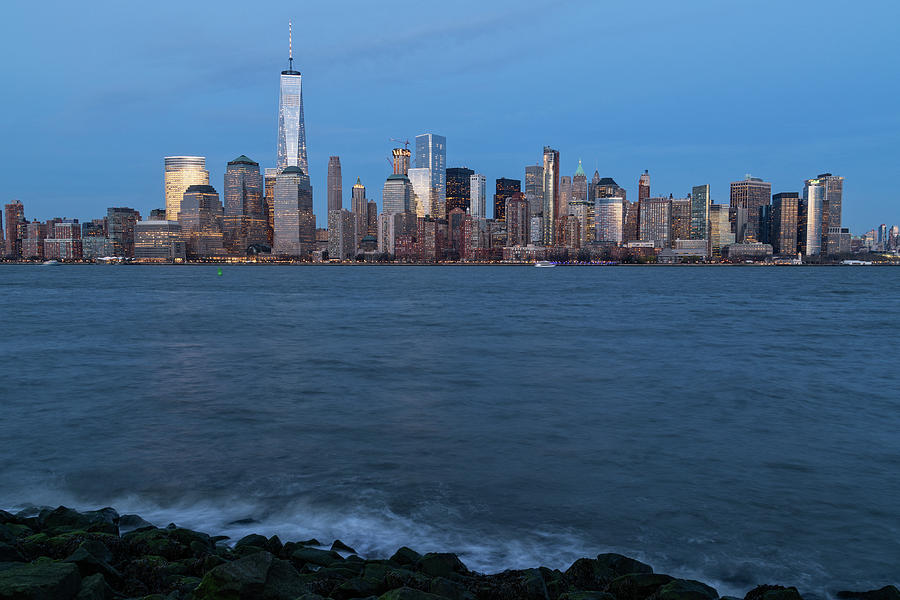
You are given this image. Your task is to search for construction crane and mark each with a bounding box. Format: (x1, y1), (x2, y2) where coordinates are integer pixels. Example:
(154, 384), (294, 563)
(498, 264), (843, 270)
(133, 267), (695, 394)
(390, 137), (410, 150)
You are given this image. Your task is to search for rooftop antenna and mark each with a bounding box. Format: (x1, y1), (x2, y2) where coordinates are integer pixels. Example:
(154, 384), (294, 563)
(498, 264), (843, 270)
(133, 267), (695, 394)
(288, 21), (294, 71)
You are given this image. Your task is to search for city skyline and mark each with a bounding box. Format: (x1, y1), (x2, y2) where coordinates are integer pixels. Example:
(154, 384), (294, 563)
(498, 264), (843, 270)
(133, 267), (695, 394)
(2, 1), (899, 233)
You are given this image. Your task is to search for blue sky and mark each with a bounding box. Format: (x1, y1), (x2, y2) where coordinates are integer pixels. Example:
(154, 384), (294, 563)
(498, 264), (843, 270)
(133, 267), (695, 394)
(2, 0), (898, 233)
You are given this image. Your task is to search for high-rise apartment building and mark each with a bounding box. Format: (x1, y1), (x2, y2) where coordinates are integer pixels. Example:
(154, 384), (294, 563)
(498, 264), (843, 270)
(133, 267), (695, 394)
(524, 165), (544, 219)
(4, 201), (25, 257)
(542, 147), (560, 246)
(179, 184), (224, 257)
(366, 201), (378, 236)
(273, 165), (314, 256)
(351, 177), (367, 246)
(328, 209), (354, 260)
(638, 170), (651, 203)
(505, 192), (529, 246)
(595, 196), (625, 244)
(107, 207), (141, 257)
(690, 184), (710, 240)
(445, 167), (474, 215)
(164, 157), (209, 221)
(708, 204), (734, 259)
(415, 133), (446, 218)
(639, 197), (671, 248)
(135, 220), (186, 262)
(469, 174), (487, 219)
(327, 156), (342, 214)
(670, 197), (691, 244)
(276, 24), (308, 175)
(801, 177), (825, 256)
(383, 148), (413, 215)
(559, 176), (572, 215)
(224, 155), (265, 252)
(494, 178), (521, 221)
(730, 176), (772, 242)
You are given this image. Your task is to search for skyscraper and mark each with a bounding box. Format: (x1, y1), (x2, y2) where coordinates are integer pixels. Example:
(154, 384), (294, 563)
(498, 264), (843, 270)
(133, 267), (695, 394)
(415, 133), (446, 218)
(179, 184), (225, 257)
(224, 155), (264, 252)
(408, 168), (432, 218)
(506, 192), (529, 246)
(494, 178), (521, 221)
(273, 165), (313, 256)
(107, 207), (141, 257)
(639, 198), (671, 248)
(4, 201), (25, 257)
(670, 197), (692, 244)
(328, 209), (354, 260)
(469, 173), (487, 219)
(264, 168), (278, 245)
(690, 184), (710, 240)
(572, 161), (588, 204)
(595, 196), (625, 244)
(327, 157), (342, 214)
(524, 165), (544, 219)
(638, 170), (651, 203)
(729, 176), (772, 242)
(811, 173), (844, 254)
(351, 177), (367, 246)
(708, 204), (734, 259)
(277, 22), (308, 175)
(164, 157), (209, 221)
(559, 176), (572, 215)
(445, 167), (474, 215)
(542, 146), (560, 246)
(383, 148), (413, 215)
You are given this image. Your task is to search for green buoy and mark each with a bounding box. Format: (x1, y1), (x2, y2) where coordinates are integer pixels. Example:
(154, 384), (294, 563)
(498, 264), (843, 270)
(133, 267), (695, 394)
(217, 267), (223, 276)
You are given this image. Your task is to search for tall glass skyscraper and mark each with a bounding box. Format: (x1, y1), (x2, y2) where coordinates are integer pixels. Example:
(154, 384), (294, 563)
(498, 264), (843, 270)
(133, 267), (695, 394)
(415, 133), (446, 219)
(165, 157), (209, 221)
(327, 156), (342, 214)
(542, 147), (560, 246)
(273, 165), (313, 256)
(224, 155), (264, 251)
(277, 23), (308, 176)
(690, 184), (710, 240)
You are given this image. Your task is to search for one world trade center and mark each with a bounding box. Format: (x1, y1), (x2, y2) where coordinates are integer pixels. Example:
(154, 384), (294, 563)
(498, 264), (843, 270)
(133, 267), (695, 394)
(277, 22), (308, 175)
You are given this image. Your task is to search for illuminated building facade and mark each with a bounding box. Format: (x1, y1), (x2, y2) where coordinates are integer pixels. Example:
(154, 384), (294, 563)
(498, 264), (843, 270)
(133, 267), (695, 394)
(224, 155), (265, 252)
(327, 156), (342, 214)
(542, 146), (560, 245)
(525, 165), (544, 219)
(179, 184), (224, 257)
(351, 177), (367, 246)
(469, 173), (487, 219)
(670, 197), (691, 244)
(572, 161), (588, 204)
(273, 166), (314, 256)
(690, 184), (710, 240)
(5, 201), (25, 257)
(708, 204), (734, 259)
(328, 209), (354, 260)
(506, 192), (529, 246)
(135, 221), (185, 262)
(639, 197), (671, 248)
(43, 221), (82, 261)
(277, 25), (308, 175)
(446, 167), (474, 215)
(408, 168), (431, 218)
(493, 177), (520, 221)
(106, 208), (140, 257)
(730, 176), (772, 242)
(595, 196), (625, 243)
(415, 133), (446, 218)
(164, 156), (209, 221)
(638, 170), (651, 203)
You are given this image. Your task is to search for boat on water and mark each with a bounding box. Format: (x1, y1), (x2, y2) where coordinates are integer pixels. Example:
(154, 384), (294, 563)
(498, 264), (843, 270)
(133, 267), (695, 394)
(41, 260), (59, 266)
(534, 261), (556, 268)
(841, 259), (873, 266)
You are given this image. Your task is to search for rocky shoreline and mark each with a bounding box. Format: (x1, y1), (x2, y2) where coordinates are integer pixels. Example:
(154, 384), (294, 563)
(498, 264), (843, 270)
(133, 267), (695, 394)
(0, 506), (896, 600)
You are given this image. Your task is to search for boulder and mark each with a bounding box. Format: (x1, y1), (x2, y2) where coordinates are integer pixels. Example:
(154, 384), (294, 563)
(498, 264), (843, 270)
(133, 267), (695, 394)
(0, 525), (15, 545)
(0, 541), (26, 562)
(559, 593), (616, 600)
(118, 514), (154, 534)
(650, 579), (719, 600)
(194, 550), (309, 600)
(390, 547), (422, 567)
(378, 587), (450, 600)
(64, 542), (122, 582)
(332, 539), (358, 554)
(74, 573), (114, 600)
(837, 587), (900, 600)
(0, 558), (82, 600)
(744, 585), (802, 600)
(415, 553), (468, 579)
(607, 573), (675, 600)
(430, 576), (476, 600)
(39, 507), (119, 536)
(566, 554), (654, 590)
(235, 534), (269, 549)
(291, 547), (345, 568)
(331, 576), (383, 600)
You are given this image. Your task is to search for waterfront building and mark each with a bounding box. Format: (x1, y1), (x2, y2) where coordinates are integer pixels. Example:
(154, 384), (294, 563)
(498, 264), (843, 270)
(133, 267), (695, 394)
(448, 207), (466, 256)
(670, 197), (691, 246)
(415, 133), (447, 218)
(179, 184), (224, 257)
(469, 173), (487, 219)
(164, 156), (209, 221)
(530, 215), (543, 246)
(21, 222), (45, 260)
(328, 209), (354, 260)
(82, 235), (114, 260)
(800, 178), (824, 256)
(106, 208), (140, 257)
(224, 155), (264, 252)
(638, 170), (651, 203)
(43, 221), (82, 261)
(572, 161), (588, 205)
(524, 165), (544, 220)
(569, 200), (593, 245)
(273, 166), (314, 256)
(639, 197), (671, 248)
(408, 168), (432, 218)
(595, 196), (625, 244)
(135, 221), (185, 261)
(730, 176), (772, 242)
(446, 167), (474, 215)
(351, 177), (367, 246)
(4, 201), (25, 257)
(505, 192), (529, 246)
(726, 242), (773, 261)
(708, 204), (734, 259)
(277, 23), (308, 175)
(690, 184), (710, 240)
(542, 146), (560, 245)
(493, 177), (520, 221)
(327, 156), (342, 214)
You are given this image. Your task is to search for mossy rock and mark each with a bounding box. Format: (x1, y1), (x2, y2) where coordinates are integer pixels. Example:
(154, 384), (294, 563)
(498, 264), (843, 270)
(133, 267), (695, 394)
(0, 541), (26, 562)
(414, 553), (468, 579)
(559, 592), (616, 600)
(3, 523), (34, 538)
(0, 557), (82, 600)
(378, 586), (450, 600)
(650, 579), (719, 600)
(429, 576), (476, 600)
(607, 573), (675, 600)
(331, 576), (384, 600)
(837, 587), (900, 600)
(39, 506), (119, 536)
(74, 573), (114, 600)
(390, 547), (422, 567)
(194, 550), (309, 600)
(291, 547), (344, 568)
(744, 586), (802, 600)
(566, 554), (653, 590)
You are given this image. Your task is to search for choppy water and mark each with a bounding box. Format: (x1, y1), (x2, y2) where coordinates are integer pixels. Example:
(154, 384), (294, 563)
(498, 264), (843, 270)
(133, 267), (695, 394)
(1, 265), (898, 597)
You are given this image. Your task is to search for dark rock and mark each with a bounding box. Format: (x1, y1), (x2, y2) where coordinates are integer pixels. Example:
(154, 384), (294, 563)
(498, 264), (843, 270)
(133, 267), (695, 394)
(566, 554), (654, 590)
(837, 587), (900, 600)
(0, 525), (15, 545)
(650, 579), (719, 600)
(0, 541), (26, 562)
(124, 526), (211, 561)
(74, 573), (114, 600)
(607, 573), (675, 600)
(292, 547), (345, 568)
(378, 586), (450, 600)
(390, 547), (422, 567)
(63, 542), (121, 583)
(3, 524), (33, 539)
(236, 533), (269, 549)
(744, 585), (802, 600)
(415, 553), (468, 579)
(559, 593), (616, 600)
(266, 535), (284, 555)
(194, 550), (309, 600)
(39, 506), (119, 536)
(0, 557), (82, 600)
(331, 576), (383, 599)
(118, 514), (154, 534)
(430, 576), (476, 600)
(332, 539), (358, 554)
(0, 510), (19, 526)
(296, 595), (328, 600)
(298, 538), (322, 546)
(202, 553), (227, 572)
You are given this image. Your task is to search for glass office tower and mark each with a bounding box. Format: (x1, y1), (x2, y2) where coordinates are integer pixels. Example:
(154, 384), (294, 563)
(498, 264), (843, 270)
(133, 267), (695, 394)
(415, 134), (446, 219)
(165, 157), (209, 221)
(690, 184), (710, 240)
(224, 155), (264, 251)
(277, 26), (308, 175)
